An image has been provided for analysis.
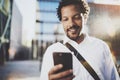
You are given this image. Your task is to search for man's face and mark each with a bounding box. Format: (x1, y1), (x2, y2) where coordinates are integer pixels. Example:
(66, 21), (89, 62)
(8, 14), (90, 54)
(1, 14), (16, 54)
(61, 4), (83, 40)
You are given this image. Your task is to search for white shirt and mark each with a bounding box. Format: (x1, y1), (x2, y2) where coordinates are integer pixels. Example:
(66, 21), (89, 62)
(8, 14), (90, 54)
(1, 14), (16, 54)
(40, 34), (120, 80)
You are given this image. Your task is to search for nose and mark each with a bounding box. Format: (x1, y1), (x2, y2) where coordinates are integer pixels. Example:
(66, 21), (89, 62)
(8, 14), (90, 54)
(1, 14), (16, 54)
(68, 19), (75, 27)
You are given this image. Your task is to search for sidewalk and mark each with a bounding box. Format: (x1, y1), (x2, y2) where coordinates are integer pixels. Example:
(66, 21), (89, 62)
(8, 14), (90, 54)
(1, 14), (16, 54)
(0, 60), (40, 80)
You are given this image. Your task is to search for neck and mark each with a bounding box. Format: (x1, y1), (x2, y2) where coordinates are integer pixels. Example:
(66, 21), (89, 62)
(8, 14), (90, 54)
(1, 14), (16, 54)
(75, 33), (84, 44)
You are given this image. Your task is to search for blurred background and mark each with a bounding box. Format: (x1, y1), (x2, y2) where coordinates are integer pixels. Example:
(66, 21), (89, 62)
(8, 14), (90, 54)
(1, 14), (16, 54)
(0, 0), (120, 80)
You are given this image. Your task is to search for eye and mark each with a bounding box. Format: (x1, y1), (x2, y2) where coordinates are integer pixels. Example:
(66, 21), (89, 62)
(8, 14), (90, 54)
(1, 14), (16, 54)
(62, 17), (68, 21)
(74, 14), (82, 20)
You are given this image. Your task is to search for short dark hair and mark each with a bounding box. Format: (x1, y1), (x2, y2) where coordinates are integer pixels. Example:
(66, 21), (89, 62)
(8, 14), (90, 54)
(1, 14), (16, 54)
(57, 0), (90, 21)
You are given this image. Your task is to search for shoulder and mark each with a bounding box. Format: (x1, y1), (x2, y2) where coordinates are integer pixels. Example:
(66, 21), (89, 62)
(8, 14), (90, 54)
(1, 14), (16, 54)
(47, 42), (62, 50)
(84, 33), (107, 46)
(87, 36), (110, 50)
(45, 41), (68, 53)
(42, 42), (62, 59)
(88, 36), (111, 55)
(89, 36), (107, 46)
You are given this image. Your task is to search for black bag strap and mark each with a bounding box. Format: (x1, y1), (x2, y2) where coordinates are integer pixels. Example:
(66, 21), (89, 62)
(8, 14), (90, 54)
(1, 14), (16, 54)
(60, 41), (100, 80)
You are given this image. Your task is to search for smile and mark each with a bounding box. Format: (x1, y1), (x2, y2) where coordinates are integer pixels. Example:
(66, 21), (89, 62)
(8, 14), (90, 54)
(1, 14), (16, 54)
(68, 26), (79, 33)
(68, 28), (77, 33)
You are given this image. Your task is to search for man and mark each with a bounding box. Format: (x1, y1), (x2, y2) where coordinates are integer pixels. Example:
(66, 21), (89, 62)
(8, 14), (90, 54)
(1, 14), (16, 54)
(40, 0), (120, 80)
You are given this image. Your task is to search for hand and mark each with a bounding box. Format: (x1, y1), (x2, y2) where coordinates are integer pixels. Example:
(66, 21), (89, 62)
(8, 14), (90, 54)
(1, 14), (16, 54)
(48, 64), (75, 80)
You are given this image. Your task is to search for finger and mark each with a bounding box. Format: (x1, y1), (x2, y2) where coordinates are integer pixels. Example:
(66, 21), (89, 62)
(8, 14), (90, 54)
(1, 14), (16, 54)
(49, 64), (63, 75)
(59, 75), (75, 80)
(50, 69), (73, 80)
(63, 75), (75, 80)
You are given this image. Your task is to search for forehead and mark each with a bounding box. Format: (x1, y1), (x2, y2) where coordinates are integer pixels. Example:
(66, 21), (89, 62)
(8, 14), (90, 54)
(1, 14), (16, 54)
(61, 4), (80, 16)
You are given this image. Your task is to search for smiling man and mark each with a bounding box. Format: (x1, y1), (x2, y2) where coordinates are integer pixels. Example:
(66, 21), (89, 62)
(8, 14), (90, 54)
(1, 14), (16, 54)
(40, 0), (120, 80)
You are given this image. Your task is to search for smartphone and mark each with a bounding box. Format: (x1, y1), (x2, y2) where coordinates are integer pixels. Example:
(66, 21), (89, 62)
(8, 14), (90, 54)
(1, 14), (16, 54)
(53, 52), (73, 77)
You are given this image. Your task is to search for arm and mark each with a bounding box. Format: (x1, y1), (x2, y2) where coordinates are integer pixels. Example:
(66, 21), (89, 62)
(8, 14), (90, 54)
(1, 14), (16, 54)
(40, 46), (75, 80)
(40, 48), (54, 80)
(103, 44), (120, 80)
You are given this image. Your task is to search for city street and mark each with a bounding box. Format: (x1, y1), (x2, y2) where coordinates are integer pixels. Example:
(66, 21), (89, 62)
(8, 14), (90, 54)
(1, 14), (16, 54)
(0, 60), (40, 80)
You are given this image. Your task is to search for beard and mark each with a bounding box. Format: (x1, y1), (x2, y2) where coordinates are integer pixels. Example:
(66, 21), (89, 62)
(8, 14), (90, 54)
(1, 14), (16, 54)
(66, 25), (82, 40)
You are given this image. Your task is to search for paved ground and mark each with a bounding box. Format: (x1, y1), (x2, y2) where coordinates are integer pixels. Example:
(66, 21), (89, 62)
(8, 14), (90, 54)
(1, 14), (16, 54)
(0, 60), (40, 80)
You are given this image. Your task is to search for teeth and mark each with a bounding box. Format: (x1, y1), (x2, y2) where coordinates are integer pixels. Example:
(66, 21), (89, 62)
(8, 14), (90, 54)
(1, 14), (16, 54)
(69, 29), (76, 32)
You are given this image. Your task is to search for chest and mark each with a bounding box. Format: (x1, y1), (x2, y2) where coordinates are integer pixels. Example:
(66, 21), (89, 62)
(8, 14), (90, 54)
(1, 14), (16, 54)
(72, 44), (105, 80)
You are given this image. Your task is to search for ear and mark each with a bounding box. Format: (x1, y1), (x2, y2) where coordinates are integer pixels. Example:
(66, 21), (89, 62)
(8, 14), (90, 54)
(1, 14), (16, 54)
(81, 13), (87, 25)
(83, 14), (88, 25)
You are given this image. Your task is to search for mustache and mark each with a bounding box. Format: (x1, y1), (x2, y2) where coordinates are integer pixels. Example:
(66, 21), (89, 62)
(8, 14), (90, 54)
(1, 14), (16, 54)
(68, 25), (79, 30)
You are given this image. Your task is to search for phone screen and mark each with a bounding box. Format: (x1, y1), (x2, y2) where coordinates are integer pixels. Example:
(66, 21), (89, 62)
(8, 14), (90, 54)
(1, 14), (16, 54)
(53, 52), (73, 75)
